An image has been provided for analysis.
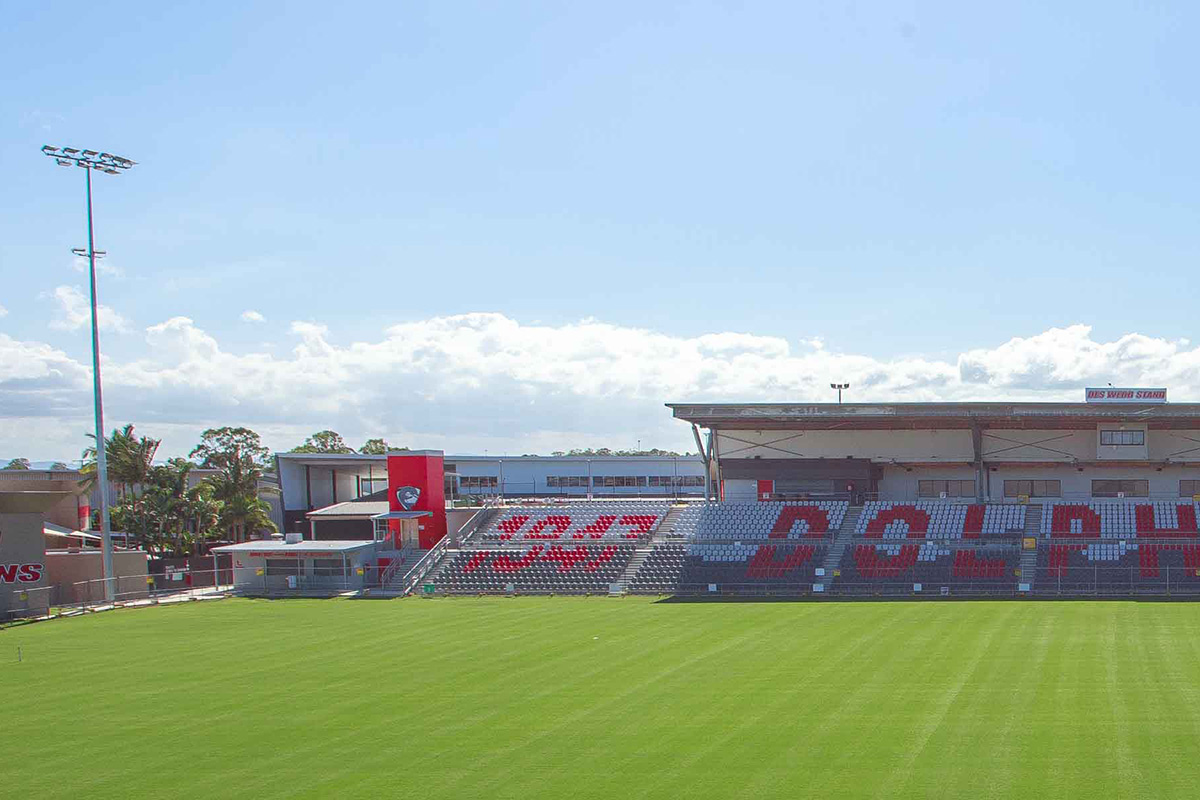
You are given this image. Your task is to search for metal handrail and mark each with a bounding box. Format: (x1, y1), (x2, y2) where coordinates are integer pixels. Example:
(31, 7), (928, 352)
(399, 536), (452, 595)
(374, 500), (500, 587)
(377, 500), (500, 594)
(377, 546), (416, 587)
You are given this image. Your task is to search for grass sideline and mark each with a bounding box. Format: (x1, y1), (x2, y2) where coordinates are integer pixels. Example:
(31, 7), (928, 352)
(3, 598), (1200, 799)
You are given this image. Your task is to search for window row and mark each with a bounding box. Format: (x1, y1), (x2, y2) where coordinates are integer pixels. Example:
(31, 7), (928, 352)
(1003, 480), (1062, 498)
(1091, 479), (1149, 497)
(1100, 429), (1145, 446)
(460, 476), (499, 489)
(546, 476), (590, 487)
(546, 475), (706, 488)
(932, 478), (1200, 499)
(356, 477), (388, 497)
(917, 480), (976, 498)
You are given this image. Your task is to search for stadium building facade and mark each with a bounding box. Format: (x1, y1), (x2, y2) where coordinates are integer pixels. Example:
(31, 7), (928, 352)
(222, 391), (1200, 599)
(671, 398), (1200, 503)
(275, 452), (708, 535)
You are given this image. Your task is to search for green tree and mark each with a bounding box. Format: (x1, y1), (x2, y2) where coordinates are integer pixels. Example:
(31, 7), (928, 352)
(81, 424), (160, 499)
(3, 458), (31, 470)
(109, 458), (225, 557)
(49, 461), (71, 471)
(359, 438), (409, 455)
(190, 427), (272, 472)
(291, 430), (354, 454)
(190, 428), (279, 543)
(212, 485), (277, 543)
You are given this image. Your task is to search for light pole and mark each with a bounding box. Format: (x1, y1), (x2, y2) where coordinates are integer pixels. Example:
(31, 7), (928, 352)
(41, 145), (136, 602)
(831, 382), (850, 404)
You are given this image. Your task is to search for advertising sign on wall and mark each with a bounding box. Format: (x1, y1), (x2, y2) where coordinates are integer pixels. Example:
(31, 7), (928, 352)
(1084, 388), (1167, 404)
(0, 504), (52, 617)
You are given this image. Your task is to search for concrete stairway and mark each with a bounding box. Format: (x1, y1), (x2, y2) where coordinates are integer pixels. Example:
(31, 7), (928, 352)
(614, 547), (652, 595)
(417, 549), (457, 588)
(614, 505), (687, 594)
(1018, 504), (1043, 592)
(652, 505), (690, 539)
(820, 505), (863, 591)
(373, 506), (501, 595)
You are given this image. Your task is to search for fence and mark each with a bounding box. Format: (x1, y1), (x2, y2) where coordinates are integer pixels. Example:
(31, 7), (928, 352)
(1033, 565), (1200, 597)
(3, 568), (232, 625)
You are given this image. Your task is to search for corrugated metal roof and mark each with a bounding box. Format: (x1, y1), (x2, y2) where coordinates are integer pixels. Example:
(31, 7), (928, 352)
(668, 402), (1200, 430)
(306, 500), (390, 517)
(213, 540), (376, 554)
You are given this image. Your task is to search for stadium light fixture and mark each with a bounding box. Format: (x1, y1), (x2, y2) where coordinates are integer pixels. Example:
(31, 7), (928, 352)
(40, 144), (136, 603)
(831, 382), (850, 404)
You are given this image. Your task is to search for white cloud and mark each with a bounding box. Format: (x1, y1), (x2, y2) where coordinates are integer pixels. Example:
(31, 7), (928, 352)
(46, 285), (130, 334)
(72, 254), (124, 278)
(241, 310), (265, 323)
(4, 314), (1200, 459)
(0, 304), (7, 317)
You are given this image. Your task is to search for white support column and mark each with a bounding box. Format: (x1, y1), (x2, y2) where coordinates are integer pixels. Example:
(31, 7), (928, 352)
(711, 429), (723, 501)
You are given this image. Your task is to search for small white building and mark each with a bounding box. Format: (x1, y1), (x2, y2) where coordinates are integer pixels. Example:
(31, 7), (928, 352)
(213, 539), (380, 594)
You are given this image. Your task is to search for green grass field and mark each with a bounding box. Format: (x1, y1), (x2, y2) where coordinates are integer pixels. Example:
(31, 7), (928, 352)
(4, 597), (1200, 799)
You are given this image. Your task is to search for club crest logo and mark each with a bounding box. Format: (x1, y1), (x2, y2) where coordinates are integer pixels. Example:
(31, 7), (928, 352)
(396, 486), (421, 511)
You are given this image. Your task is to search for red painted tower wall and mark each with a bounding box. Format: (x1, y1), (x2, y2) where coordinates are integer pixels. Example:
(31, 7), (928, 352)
(387, 453), (448, 549)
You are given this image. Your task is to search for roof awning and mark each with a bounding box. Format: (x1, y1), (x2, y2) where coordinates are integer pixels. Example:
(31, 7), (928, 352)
(370, 511), (433, 520)
(212, 540), (377, 555)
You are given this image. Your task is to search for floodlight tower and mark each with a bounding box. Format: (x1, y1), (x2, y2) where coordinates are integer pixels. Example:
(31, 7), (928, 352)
(40, 145), (136, 602)
(831, 382), (850, 404)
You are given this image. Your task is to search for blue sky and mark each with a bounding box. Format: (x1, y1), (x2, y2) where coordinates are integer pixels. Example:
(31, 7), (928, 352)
(3, 2), (1200, 462)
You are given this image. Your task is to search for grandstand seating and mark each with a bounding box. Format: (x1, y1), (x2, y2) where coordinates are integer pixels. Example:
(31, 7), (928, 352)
(628, 543), (686, 594)
(1041, 501), (1200, 538)
(441, 497), (1200, 597)
(670, 541), (827, 592)
(691, 501), (848, 540)
(438, 544), (635, 594)
(838, 543), (1019, 592)
(478, 503), (670, 542)
(1039, 541), (1200, 593)
(663, 505), (701, 538)
(856, 501), (1025, 539)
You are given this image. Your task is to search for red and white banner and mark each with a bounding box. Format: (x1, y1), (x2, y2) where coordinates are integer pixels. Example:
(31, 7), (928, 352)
(1085, 388), (1167, 404)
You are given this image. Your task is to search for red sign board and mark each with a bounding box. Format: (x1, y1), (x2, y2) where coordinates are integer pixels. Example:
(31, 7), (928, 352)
(1085, 388), (1167, 404)
(0, 563), (44, 583)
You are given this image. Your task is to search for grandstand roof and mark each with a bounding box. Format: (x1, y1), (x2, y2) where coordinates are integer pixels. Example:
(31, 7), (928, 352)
(306, 500), (391, 518)
(213, 540), (376, 554)
(667, 402), (1200, 431)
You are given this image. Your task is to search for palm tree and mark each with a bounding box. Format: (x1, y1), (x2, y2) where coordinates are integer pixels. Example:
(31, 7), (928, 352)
(217, 490), (277, 543)
(204, 454), (277, 539)
(81, 425), (160, 500)
(183, 485), (223, 554)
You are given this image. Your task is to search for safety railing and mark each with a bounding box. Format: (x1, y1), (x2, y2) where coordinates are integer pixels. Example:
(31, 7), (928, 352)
(858, 492), (1200, 503)
(2, 568), (233, 626)
(1034, 565), (1200, 596)
(457, 483), (707, 500)
(398, 534), (454, 596)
